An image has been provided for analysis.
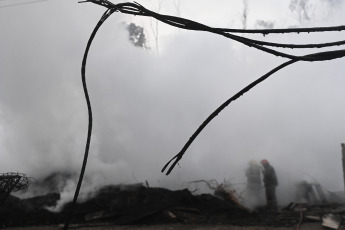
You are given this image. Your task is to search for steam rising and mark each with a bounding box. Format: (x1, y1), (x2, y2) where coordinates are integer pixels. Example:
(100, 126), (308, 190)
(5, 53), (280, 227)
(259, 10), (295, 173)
(1, 0), (345, 207)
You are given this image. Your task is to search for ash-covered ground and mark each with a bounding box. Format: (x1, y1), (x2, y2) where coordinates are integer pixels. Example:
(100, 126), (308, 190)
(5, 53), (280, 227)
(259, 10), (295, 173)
(1, 173), (345, 229)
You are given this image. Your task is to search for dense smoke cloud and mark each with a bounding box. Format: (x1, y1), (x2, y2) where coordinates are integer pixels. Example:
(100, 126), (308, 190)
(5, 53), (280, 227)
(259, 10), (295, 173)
(0, 0), (345, 207)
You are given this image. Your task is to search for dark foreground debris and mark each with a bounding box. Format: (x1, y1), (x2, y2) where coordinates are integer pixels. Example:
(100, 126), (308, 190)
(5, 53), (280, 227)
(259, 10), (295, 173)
(1, 184), (252, 228)
(1, 184), (345, 229)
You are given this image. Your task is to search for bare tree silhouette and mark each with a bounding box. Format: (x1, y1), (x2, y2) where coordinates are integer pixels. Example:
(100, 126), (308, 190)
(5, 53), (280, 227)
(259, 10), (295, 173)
(0, 172), (30, 206)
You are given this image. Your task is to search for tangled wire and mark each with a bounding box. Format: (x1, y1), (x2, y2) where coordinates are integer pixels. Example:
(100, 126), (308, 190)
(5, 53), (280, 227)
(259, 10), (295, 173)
(0, 172), (30, 206)
(64, 1), (345, 229)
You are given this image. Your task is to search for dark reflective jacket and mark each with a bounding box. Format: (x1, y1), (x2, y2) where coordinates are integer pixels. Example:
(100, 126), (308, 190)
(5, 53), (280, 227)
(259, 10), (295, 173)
(262, 164), (278, 187)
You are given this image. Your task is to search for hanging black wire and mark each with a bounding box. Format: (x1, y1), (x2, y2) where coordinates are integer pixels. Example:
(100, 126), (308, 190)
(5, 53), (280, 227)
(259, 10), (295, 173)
(82, 1), (345, 61)
(79, 0), (345, 174)
(65, 1), (345, 228)
(63, 8), (116, 230)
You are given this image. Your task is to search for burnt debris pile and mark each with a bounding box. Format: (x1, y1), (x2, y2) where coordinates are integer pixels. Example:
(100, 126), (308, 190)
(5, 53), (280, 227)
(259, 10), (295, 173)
(1, 192), (62, 226)
(75, 184), (251, 224)
(2, 179), (345, 228)
(1, 183), (254, 227)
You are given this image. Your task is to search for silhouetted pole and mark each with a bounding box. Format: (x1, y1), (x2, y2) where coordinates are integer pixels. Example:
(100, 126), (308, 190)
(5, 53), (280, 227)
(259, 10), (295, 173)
(341, 143), (345, 195)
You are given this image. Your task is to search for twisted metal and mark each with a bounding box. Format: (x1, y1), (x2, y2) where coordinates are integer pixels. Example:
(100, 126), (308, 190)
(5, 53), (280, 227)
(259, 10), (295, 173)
(79, 1), (345, 173)
(82, 1), (345, 61)
(65, 1), (345, 228)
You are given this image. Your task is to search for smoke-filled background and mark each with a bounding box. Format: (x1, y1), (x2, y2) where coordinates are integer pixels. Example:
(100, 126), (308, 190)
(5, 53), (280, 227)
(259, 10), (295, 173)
(0, 0), (345, 207)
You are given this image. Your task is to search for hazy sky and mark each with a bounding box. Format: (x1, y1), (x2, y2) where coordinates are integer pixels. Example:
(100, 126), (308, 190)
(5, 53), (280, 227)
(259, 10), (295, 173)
(1, 0), (345, 205)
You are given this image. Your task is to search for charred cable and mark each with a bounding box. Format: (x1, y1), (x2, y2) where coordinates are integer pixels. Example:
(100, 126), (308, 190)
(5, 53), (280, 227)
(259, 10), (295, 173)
(66, 2), (345, 229)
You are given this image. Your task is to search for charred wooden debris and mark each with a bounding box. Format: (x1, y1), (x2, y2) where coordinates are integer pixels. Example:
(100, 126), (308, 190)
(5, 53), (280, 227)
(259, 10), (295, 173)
(1, 179), (345, 229)
(1, 182), (254, 228)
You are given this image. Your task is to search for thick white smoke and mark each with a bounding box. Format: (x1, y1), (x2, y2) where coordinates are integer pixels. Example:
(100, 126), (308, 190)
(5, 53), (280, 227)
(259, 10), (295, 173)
(1, 0), (345, 208)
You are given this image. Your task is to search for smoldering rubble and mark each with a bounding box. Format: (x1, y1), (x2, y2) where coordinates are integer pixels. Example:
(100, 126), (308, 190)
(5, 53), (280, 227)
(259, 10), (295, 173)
(2, 173), (345, 229)
(1, 183), (251, 227)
